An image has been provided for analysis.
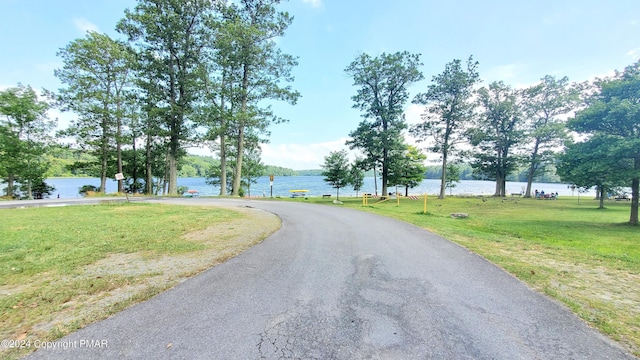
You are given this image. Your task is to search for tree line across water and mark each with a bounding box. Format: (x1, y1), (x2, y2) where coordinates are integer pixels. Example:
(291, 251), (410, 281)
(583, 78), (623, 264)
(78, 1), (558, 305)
(0, 0), (638, 223)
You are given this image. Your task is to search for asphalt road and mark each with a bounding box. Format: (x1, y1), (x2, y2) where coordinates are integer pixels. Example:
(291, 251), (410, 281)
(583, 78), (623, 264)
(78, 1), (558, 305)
(26, 198), (635, 359)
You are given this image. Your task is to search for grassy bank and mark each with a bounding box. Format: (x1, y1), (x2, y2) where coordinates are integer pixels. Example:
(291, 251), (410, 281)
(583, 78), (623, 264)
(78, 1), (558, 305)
(0, 202), (279, 359)
(294, 195), (640, 356)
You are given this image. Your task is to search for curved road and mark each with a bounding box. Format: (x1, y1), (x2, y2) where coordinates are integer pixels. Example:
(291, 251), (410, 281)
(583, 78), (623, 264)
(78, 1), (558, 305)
(27, 198), (634, 359)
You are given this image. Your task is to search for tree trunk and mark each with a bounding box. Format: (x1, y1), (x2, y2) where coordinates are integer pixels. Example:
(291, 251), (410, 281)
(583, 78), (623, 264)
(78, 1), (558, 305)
(219, 140), (227, 196)
(131, 130), (138, 194)
(219, 74), (228, 196)
(495, 173), (506, 197)
(599, 186), (606, 209)
(381, 149), (388, 198)
(630, 157), (639, 225)
(100, 151), (107, 194)
(439, 152), (448, 199)
(233, 125), (244, 196)
(373, 167), (378, 196)
(6, 173), (14, 198)
(26, 179), (33, 200)
(233, 63), (250, 197)
(525, 139), (541, 198)
(100, 114), (108, 193)
(145, 131), (153, 195)
(116, 107), (124, 194)
(168, 149), (178, 196)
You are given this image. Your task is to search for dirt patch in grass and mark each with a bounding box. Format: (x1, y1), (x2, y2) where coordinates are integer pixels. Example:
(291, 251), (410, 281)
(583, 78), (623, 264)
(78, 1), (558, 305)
(1, 205), (280, 360)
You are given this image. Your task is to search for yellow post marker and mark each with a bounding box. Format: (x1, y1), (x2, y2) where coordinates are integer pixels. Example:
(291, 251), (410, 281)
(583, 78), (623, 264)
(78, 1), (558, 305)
(397, 194), (400, 206)
(423, 193), (427, 214)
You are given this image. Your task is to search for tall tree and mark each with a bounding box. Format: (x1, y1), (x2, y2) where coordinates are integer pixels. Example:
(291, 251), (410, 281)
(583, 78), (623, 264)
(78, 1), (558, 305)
(117, 0), (214, 195)
(468, 81), (525, 196)
(0, 85), (54, 199)
(411, 56), (480, 199)
(568, 60), (640, 225)
(219, 0), (300, 197)
(321, 150), (350, 200)
(521, 75), (579, 197)
(56, 31), (134, 193)
(345, 51), (423, 197)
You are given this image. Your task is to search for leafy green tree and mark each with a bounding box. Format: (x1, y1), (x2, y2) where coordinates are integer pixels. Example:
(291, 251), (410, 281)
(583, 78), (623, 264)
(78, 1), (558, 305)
(348, 161), (365, 197)
(217, 0), (300, 197)
(0, 84), (54, 199)
(348, 121), (383, 195)
(56, 31), (135, 193)
(345, 51), (423, 197)
(387, 145), (427, 196)
(321, 150), (350, 200)
(468, 81), (525, 196)
(557, 135), (630, 209)
(521, 75), (579, 197)
(117, 0), (215, 195)
(410, 56), (480, 199)
(445, 163), (461, 195)
(567, 60), (640, 224)
(241, 147), (265, 197)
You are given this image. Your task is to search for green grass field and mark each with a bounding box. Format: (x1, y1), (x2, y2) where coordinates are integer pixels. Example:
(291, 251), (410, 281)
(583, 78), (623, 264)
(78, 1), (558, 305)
(291, 195), (639, 355)
(1, 197), (638, 357)
(0, 203), (252, 359)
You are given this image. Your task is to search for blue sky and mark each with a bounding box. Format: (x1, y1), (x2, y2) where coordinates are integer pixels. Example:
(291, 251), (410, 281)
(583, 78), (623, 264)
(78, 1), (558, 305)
(2, 0), (639, 169)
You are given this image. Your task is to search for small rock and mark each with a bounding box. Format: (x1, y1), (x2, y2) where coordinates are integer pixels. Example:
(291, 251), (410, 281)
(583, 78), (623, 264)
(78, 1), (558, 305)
(450, 213), (469, 219)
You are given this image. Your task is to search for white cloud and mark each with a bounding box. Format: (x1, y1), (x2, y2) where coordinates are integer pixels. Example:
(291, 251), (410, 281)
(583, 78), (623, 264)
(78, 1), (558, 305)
(74, 18), (100, 34)
(404, 103), (423, 126)
(303, 0), (322, 8)
(626, 47), (640, 60)
(261, 137), (350, 170)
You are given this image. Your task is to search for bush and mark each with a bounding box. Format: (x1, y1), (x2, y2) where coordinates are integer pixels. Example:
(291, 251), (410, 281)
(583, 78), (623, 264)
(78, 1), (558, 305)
(79, 184), (99, 197)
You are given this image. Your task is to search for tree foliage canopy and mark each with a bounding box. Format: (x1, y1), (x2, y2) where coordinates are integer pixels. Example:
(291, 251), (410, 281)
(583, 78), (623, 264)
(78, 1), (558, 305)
(345, 51), (423, 197)
(410, 56), (480, 199)
(567, 60), (640, 224)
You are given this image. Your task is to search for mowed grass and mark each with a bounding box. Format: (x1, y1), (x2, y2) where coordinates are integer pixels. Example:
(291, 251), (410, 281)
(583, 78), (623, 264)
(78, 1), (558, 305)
(1, 203), (237, 281)
(291, 195), (640, 356)
(0, 203), (242, 359)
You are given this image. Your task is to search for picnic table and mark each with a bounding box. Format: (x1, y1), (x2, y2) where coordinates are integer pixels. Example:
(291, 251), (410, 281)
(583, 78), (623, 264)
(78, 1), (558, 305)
(289, 190), (309, 198)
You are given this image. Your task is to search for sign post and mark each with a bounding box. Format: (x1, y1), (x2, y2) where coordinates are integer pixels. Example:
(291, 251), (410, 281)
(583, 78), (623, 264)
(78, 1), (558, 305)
(115, 173), (129, 202)
(269, 174), (274, 198)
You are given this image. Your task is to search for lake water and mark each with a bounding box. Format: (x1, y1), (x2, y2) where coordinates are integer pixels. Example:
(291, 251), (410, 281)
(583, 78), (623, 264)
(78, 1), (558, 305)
(42, 176), (594, 199)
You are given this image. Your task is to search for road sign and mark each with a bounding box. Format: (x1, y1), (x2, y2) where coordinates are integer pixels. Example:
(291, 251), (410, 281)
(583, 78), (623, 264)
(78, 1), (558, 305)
(269, 175), (274, 198)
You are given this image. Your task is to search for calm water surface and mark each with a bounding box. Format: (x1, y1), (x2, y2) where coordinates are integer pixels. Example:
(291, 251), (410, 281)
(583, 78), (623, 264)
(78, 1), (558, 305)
(44, 176), (594, 199)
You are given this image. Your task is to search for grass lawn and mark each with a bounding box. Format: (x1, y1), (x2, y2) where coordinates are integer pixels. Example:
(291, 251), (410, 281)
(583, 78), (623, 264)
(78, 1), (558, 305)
(1, 197), (638, 357)
(289, 194), (640, 356)
(0, 202), (278, 360)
